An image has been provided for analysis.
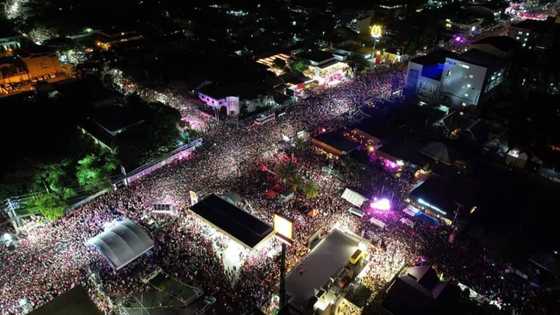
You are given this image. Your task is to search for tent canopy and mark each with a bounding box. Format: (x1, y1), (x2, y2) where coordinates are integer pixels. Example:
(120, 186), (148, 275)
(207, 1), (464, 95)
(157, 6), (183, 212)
(341, 188), (368, 207)
(87, 219), (154, 270)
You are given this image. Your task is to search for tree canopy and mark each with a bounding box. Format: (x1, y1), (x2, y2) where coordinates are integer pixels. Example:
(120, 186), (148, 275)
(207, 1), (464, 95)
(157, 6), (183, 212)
(76, 151), (118, 192)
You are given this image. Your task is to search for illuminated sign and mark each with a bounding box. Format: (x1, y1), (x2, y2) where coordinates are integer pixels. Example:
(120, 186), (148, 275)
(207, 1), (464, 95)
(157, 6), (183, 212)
(273, 214), (293, 245)
(370, 24), (383, 39)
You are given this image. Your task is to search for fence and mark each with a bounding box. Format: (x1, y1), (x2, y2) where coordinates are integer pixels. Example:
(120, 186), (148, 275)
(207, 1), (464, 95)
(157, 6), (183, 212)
(2, 138), (203, 231)
(113, 138), (203, 187)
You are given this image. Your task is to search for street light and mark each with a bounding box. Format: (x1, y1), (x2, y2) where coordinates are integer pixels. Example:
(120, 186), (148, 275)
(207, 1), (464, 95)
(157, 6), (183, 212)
(273, 214), (294, 314)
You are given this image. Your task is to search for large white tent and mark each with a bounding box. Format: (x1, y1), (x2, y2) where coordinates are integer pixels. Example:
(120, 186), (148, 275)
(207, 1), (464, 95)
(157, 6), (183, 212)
(87, 219), (154, 271)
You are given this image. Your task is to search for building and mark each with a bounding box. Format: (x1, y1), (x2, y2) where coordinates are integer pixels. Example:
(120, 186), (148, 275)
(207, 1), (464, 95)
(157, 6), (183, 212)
(405, 50), (457, 103)
(383, 265), (450, 315)
(79, 103), (147, 152)
(311, 130), (360, 158)
(408, 175), (478, 226)
(256, 53), (292, 76)
(190, 194), (274, 250)
(285, 229), (364, 314)
(440, 49), (507, 107)
(0, 50), (73, 96)
(509, 18), (559, 51)
(198, 82), (277, 117)
(281, 73), (316, 99)
(198, 84), (242, 117)
(405, 48), (508, 107)
(299, 51), (351, 87)
(0, 33), (24, 56)
(28, 287), (102, 315)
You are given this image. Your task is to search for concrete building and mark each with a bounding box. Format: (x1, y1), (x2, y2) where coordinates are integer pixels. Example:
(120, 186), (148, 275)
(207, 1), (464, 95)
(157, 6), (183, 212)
(440, 49), (507, 107)
(198, 82), (277, 117)
(299, 51), (351, 87)
(405, 48), (507, 107)
(0, 34), (24, 56)
(0, 50), (73, 96)
(405, 50), (457, 103)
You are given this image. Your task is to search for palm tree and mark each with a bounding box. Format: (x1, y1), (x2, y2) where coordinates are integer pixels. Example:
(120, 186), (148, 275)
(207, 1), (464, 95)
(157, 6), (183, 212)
(303, 181), (320, 199)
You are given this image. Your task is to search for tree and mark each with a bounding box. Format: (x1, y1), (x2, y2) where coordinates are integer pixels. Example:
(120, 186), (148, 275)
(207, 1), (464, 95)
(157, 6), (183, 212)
(290, 59), (308, 73)
(27, 162), (78, 221)
(288, 174), (304, 193)
(25, 192), (67, 221)
(76, 152), (117, 192)
(276, 161), (297, 183)
(33, 161), (77, 199)
(303, 181), (320, 199)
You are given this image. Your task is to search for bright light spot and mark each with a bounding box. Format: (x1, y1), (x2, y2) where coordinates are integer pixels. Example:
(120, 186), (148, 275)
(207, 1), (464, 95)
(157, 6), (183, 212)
(370, 24), (383, 39)
(273, 214), (293, 242)
(370, 198), (391, 211)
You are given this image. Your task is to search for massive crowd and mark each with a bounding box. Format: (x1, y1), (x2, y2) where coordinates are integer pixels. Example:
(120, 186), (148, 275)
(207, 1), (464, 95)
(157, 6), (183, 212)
(0, 65), (537, 315)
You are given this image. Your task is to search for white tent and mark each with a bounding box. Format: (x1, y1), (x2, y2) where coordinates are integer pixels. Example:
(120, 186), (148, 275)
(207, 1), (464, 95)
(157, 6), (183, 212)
(341, 188), (367, 208)
(87, 219), (154, 270)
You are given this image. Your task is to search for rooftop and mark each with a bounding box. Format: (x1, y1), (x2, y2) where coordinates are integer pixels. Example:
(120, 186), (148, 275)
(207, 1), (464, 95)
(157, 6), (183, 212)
(90, 104), (146, 136)
(451, 49), (506, 69)
(383, 265), (451, 315)
(298, 50), (335, 65)
(410, 50), (457, 66)
(473, 36), (520, 53)
(409, 175), (478, 216)
(87, 219), (154, 271)
(312, 130), (359, 155)
(190, 194), (273, 249)
(286, 229), (360, 312)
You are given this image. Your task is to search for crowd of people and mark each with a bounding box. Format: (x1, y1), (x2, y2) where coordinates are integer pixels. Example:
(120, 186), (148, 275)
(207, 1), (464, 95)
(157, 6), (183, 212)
(0, 64), (537, 315)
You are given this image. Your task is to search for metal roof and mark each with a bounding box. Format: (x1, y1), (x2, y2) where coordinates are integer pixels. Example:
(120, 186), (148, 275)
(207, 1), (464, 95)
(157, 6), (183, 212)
(87, 219), (154, 270)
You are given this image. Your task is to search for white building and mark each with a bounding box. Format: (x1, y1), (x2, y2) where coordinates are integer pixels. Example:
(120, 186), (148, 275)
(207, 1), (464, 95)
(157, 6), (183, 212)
(405, 50), (456, 103)
(299, 51), (351, 87)
(440, 50), (506, 107)
(198, 82), (277, 117)
(405, 49), (507, 107)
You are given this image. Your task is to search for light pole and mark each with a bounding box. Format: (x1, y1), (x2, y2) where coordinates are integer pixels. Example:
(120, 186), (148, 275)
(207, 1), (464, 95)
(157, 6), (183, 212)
(273, 214), (294, 314)
(280, 242), (287, 313)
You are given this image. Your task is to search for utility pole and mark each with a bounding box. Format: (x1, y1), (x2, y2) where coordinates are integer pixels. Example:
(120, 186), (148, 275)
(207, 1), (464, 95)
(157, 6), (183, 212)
(279, 242), (287, 314)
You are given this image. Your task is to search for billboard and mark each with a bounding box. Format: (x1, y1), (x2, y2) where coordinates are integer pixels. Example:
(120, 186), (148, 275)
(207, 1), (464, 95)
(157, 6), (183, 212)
(273, 214), (293, 245)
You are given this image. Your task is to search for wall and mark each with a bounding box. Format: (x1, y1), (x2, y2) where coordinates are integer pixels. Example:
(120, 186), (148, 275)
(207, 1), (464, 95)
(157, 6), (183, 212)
(440, 58), (487, 106)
